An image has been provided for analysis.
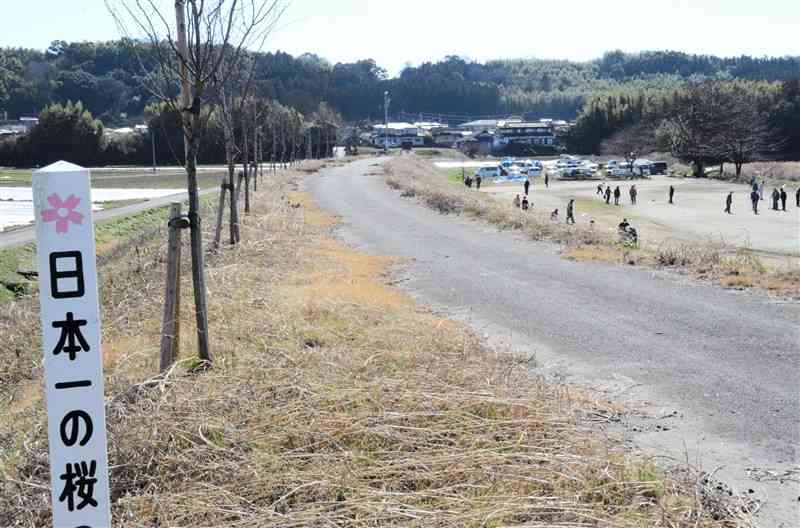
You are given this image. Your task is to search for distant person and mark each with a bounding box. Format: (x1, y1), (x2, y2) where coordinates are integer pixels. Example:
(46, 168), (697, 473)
(613, 186), (621, 205)
(771, 188), (780, 210)
(618, 218), (637, 244)
(513, 194), (521, 208)
(544, 173), (550, 188)
(796, 187), (800, 208)
(780, 186), (787, 211)
(523, 178), (530, 196)
(725, 191), (733, 214)
(550, 208), (559, 221)
(475, 175), (482, 190)
(759, 179), (766, 201)
(604, 186), (612, 204)
(629, 184), (637, 205)
(566, 199), (576, 224)
(751, 179), (759, 194)
(596, 183), (604, 195)
(465, 176), (472, 188)
(668, 185), (675, 204)
(751, 189), (760, 215)
(521, 196), (529, 211)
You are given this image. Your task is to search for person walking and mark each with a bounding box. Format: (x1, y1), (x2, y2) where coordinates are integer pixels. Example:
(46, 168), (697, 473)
(796, 186), (800, 208)
(613, 186), (621, 205)
(668, 185), (675, 204)
(523, 178), (530, 196)
(475, 175), (482, 190)
(629, 184), (637, 205)
(596, 183), (604, 195)
(566, 199), (575, 224)
(550, 208), (559, 221)
(521, 196), (530, 211)
(513, 194), (521, 208)
(604, 186), (612, 204)
(780, 186), (787, 211)
(751, 189), (760, 215)
(758, 179), (766, 201)
(544, 173), (550, 188)
(771, 188), (780, 210)
(725, 191), (733, 214)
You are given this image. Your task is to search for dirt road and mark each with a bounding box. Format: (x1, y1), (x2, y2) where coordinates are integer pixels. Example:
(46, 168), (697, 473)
(308, 158), (800, 527)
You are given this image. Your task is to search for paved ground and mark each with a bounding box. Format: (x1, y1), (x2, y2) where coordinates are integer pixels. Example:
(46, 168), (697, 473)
(482, 175), (800, 259)
(0, 186), (219, 250)
(308, 158), (800, 527)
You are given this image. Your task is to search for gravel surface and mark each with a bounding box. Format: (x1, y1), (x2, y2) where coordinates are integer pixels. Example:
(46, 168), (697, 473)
(308, 158), (800, 527)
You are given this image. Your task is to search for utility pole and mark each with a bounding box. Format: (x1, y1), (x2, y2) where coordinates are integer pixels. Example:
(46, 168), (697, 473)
(384, 90), (390, 155)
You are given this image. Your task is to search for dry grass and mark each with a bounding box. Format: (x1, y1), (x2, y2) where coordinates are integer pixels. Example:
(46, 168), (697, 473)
(386, 156), (799, 299)
(0, 165), (747, 527)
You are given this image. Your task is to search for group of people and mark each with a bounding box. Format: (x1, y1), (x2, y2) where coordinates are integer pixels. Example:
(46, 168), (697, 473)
(740, 177), (797, 215)
(462, 174), (482, 189)
(513, 193), (576, 224)
(595, 182), (648, 206)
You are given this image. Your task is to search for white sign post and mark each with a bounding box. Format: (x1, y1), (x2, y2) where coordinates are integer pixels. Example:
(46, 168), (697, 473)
(33, 161), (111, 528)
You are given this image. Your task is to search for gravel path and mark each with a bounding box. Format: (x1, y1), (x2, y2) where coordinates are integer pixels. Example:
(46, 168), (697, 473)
(308, 158), (800, 527)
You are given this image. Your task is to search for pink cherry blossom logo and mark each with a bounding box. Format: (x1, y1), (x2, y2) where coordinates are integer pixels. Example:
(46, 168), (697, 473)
(41, 194), (84, 234)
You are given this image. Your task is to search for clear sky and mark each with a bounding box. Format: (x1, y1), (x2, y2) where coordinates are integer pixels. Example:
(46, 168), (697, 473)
(2, 0), (798, 75)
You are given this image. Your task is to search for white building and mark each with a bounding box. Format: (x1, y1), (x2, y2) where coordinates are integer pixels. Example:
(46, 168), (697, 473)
(372, 122), (425, 147)
(493, 122), (556, 149)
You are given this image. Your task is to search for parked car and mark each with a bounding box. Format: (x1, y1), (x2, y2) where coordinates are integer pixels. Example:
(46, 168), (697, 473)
(475, 166), (501, 179)
(650, 161), (668, 175)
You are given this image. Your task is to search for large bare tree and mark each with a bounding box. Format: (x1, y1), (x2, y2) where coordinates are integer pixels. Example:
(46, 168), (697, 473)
(107, 0), (285, 363)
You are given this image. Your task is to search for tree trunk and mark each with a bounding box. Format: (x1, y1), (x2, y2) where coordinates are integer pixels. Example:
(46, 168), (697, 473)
(176, 0), (210, 363)
(693, 161), (705, 178)
(735, 161), (743, 177)
(242, 118), (251, 214)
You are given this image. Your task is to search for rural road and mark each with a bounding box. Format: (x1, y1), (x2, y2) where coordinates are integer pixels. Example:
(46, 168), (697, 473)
(308, 158), (800, 526)
(0, 186), (218, 250)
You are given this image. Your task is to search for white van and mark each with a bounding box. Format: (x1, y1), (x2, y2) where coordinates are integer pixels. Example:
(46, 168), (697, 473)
(475, 166), (501, 179)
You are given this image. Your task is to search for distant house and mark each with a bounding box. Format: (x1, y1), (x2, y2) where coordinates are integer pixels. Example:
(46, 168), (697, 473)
(457, 129), (493, 157)
(372, 122), (425, 148)
(458, 119), (499, 133)
(432, 128), (469, 148)
(0, 117), (38, 136)
(493, 122), (556, 154)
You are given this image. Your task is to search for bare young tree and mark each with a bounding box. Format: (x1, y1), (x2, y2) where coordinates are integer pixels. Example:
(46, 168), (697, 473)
(107, 0), (286, 363)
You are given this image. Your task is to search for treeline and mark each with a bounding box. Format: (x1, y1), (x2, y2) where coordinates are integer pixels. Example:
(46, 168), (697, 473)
(1, 41), (798, 123)
(0, 99), (340, 167)
(562, 79), (800, 171)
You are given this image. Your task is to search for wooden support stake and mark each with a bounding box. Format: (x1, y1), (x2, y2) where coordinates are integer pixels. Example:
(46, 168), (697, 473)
(213, 181), (227, 250)
(160, 202), (184, 372)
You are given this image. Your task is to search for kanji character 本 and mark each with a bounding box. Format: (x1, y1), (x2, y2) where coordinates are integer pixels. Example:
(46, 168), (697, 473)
(49, 251), (85, 299)
(60, 410), (93, 447)
(52, 312), (89, 361)
(58, 460), (98, 512)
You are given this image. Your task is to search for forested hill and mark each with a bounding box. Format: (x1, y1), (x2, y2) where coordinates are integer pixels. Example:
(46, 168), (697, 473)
(1, 40), (798, 124)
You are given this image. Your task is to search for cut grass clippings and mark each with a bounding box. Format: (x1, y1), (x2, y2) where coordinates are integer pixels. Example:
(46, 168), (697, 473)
(387, 155), (800, 299)
(0, 163), (747, 526)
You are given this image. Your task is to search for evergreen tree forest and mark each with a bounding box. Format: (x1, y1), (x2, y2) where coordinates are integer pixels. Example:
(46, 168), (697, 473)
(0, 40), (798, 165)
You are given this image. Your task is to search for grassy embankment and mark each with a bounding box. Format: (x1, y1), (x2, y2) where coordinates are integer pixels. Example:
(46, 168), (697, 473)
(0, 161), (747, 526)
(0, 201), (192, 302)
(387, 155), (799, 297)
